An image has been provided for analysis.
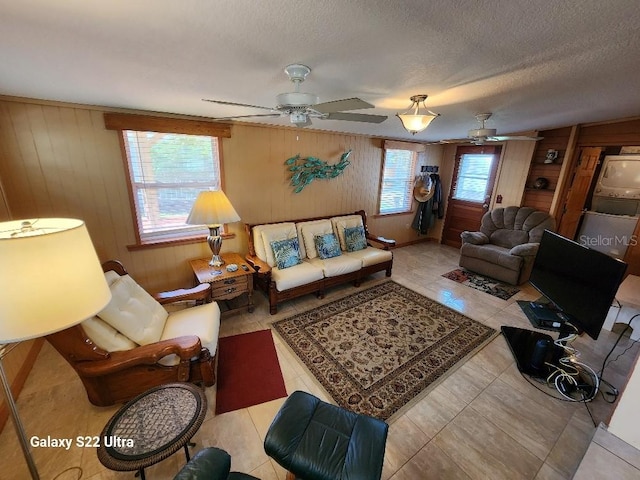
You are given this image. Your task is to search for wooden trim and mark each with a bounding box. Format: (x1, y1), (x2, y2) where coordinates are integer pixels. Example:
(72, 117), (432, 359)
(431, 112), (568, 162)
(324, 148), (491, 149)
(383, 139), (426, 152)
(127, 232), (236, 251)
(103, 113), (231, 138)
(0, 339), (44, 433)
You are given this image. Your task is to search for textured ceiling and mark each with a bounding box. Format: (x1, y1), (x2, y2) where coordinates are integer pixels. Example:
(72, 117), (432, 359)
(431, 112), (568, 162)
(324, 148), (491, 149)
(1, 0), (639, 141)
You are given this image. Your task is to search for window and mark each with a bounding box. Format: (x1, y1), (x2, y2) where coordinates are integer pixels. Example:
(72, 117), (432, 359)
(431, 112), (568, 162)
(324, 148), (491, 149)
(452, 154), (495, 202)
(378, 141), (420, 215)
(104, 113), (231, 245)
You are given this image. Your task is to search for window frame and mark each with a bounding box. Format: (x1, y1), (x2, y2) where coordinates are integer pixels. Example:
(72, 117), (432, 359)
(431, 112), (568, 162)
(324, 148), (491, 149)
(104, 113), (232, 249)
(377, 140), (424, 216)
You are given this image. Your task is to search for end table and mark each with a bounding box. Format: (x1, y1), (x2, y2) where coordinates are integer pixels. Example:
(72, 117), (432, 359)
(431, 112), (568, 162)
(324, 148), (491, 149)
(189, 252), (254, 317)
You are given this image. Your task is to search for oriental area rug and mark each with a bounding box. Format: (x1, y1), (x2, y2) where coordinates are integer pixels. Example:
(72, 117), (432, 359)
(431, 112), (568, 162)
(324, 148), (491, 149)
(272, 281), (497, 421)
(215, 330), (287, 414)
(442, 268), (520, 300)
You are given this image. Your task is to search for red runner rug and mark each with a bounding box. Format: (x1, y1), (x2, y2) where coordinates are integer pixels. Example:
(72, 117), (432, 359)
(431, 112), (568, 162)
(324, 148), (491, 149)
(215, 329), (287, 414)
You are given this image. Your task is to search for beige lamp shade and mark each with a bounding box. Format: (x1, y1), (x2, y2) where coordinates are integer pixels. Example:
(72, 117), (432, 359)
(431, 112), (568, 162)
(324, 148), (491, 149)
(0, 218), (111, 342)
(186, 190), (241, 227)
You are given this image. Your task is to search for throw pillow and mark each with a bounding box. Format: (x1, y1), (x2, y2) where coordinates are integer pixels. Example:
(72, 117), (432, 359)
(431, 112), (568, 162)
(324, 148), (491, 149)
(271, 238), (302, 269)
(344, 225), (367, 252)
(314, 233), (342, 259)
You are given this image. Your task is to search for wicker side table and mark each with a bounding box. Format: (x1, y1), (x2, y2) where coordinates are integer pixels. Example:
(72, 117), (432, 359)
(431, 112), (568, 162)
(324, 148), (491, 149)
(97, 382), (207, 480)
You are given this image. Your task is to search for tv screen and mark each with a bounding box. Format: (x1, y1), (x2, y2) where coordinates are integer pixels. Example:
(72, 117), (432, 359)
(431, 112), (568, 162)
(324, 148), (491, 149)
(530, 230), (627, 340)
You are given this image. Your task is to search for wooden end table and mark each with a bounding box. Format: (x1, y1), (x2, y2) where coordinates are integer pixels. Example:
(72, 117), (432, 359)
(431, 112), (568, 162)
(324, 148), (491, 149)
(189, 252), (254, 317)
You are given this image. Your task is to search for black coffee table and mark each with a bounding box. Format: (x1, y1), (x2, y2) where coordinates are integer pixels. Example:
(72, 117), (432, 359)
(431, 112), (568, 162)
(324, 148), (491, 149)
(97, 382), (207, 479)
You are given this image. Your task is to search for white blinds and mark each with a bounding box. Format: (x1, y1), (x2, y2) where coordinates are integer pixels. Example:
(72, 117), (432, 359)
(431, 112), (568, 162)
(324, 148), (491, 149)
(453, 154), (494, 202)
(123, 130), (221, 240)
(379, 148), (416, 214)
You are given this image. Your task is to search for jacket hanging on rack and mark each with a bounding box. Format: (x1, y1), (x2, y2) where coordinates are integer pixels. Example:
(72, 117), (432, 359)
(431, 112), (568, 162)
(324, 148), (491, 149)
(412, 173), (443, 234)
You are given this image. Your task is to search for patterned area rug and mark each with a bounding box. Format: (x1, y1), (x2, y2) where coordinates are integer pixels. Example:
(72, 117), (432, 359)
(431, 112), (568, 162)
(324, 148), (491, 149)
(442, 268), (520, 300)
(272, 281), (497, 420)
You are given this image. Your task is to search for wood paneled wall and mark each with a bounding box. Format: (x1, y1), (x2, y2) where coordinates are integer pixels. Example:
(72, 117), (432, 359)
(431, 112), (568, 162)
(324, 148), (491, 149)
(0, 98), (445, 293)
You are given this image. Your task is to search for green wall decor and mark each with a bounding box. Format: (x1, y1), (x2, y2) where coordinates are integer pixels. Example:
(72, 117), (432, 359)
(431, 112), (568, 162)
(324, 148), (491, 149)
(285, 150), (352, 193)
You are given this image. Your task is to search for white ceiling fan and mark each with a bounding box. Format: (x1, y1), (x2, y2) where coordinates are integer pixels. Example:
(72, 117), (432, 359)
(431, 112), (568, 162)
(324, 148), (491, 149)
(440, 113), (543, 145)
(468, 113), (543, 144)
(203, 64), (388, 127)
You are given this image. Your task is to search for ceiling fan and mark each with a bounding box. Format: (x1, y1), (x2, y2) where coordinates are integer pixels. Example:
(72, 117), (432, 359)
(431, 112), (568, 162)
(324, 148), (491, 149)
(440, 113), (543, 145)
(203, 64), (387, 127)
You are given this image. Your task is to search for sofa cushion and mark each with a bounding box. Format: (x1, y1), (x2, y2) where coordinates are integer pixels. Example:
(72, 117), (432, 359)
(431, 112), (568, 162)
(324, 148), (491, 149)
(314, 233), (342, 259)
(331, 215), (364, 251)
(271, 260), (325, 292)
(81, 315), (138, 352)
(254, 223), (298, 267)
(460, 231), (489, 245)
(344, 225), (367, 252)
(271, 237), (303, 269)
(343, 247), (393, 267)
(298, 220), (334, 259)
(97, 274), (168, 345)
(460, 243), (522, 271)
(159, 301), (221, 366)
(309, 255), (361, 277)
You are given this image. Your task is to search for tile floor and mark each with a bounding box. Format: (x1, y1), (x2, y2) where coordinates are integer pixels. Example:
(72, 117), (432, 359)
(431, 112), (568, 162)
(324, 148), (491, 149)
(1, 242), (638, 479)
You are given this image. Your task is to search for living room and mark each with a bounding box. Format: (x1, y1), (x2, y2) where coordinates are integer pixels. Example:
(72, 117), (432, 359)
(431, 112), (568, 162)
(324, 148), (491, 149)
(1, 2), (640, 479)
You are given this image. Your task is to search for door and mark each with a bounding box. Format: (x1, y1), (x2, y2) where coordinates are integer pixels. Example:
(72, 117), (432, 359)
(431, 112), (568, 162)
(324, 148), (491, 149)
(557, 147), (603, 239)
(442, 145), (501, 247)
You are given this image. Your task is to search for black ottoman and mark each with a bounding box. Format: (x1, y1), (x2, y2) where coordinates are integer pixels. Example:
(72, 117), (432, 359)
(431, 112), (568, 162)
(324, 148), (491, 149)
(264, 391), (389, 480)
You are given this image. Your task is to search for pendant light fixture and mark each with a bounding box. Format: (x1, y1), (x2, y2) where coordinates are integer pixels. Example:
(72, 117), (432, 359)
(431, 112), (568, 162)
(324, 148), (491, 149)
(396, 94), (440, 135)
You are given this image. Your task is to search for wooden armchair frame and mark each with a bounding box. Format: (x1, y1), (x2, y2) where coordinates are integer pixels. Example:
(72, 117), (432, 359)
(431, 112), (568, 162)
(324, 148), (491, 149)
(47, 260), (217, 407)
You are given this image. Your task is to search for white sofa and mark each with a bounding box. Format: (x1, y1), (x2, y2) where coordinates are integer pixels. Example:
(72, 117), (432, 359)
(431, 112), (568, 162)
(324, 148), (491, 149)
(245, 210), (394, 314)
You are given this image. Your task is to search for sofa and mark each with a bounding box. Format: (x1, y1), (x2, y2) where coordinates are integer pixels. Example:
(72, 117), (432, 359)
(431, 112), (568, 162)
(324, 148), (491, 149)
(459, 206), (555, 285)
(245, 210), (395, 314)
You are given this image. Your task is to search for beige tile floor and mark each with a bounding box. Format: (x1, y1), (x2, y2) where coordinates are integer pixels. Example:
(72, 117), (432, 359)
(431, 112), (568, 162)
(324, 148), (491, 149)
(1, 242), (638, 480)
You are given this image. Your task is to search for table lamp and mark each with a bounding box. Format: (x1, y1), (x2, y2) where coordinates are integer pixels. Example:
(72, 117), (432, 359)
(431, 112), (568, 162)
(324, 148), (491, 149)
(0, 218), (111, 480)
(186, 190), (241, 267)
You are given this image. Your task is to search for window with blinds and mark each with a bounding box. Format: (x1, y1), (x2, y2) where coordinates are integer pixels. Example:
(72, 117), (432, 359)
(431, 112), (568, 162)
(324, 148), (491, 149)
(378, 147), (417, 215)
(122, 130), (221, 242)
(452, 154), (494, 202)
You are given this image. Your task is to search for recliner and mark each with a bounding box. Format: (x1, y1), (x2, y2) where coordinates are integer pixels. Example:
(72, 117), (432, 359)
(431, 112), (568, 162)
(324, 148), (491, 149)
(459, 206), (555, 285)
(174, 448), (259, 480)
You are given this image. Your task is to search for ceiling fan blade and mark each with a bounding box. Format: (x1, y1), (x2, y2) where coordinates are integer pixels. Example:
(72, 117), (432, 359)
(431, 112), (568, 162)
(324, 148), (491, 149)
(313, 97), (374, 114)
(488, 135), (543, 141)
(214, 113), (282, 120)
(439, 138), (471, 144)
(202, 99), (276, 112)
(325, 112), (387, 123)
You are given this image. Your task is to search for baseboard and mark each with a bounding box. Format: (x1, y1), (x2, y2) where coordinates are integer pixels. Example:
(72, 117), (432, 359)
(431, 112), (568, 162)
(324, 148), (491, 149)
(394, 236), (439, 248)
(0, 338), (45, 432)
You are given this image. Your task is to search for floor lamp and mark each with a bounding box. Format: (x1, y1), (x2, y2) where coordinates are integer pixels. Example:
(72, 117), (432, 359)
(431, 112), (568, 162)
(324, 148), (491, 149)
(0, 218), (111, 480)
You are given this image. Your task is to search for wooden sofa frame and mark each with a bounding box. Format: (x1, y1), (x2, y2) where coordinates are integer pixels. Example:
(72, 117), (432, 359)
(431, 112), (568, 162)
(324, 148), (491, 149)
(46, 260), (217, 407)
(245, 210), (395, 314)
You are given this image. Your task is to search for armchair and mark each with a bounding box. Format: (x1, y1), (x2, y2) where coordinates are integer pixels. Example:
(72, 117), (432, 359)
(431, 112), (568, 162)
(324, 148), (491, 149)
(47, 260), (221, 406)
(459, 206), (555, 285)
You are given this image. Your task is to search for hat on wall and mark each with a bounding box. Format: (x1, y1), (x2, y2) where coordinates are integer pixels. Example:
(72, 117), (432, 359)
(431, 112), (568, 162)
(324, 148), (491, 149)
(413, 177), (435, 203)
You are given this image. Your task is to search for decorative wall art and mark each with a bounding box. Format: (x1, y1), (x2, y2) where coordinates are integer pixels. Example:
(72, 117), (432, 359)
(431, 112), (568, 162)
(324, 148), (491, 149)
(285, 150), (352, 193)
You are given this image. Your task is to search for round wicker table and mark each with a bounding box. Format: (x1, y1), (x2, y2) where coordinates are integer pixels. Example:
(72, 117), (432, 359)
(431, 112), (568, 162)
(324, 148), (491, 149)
(97, 382), (207, 480)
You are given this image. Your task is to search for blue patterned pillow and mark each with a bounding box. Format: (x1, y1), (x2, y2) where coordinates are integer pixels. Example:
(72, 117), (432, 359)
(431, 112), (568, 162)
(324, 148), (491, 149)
(270, 238), (302, 269)
(314, 233), (342, 259)
(344, 225), (367, 252)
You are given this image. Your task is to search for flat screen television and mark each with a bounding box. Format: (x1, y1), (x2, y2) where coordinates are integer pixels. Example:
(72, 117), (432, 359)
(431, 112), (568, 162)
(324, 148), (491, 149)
(528, 230), (628, 340)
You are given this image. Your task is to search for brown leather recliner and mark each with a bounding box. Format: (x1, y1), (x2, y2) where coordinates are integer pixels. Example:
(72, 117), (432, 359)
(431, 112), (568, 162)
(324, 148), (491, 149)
(47, 260), (220, 406)
(459, 206), (556, 285)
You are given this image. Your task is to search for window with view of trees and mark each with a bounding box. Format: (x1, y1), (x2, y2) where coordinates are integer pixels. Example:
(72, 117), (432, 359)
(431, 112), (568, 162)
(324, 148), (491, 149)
(378, 145), (418, 215)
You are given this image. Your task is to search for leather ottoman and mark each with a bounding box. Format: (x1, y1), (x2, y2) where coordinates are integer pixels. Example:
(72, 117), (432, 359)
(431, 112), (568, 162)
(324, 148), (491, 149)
(264, 390), (389, 480)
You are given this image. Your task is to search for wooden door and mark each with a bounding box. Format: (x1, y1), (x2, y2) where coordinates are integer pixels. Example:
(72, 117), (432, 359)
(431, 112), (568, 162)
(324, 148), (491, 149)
(557, 147), (603, 239)
(442, 145), (501, 247)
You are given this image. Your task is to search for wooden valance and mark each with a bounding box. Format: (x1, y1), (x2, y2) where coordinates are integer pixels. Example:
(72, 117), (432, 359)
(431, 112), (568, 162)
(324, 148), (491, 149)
(383, 139), (426, 152)
(104, 113), (231, 138)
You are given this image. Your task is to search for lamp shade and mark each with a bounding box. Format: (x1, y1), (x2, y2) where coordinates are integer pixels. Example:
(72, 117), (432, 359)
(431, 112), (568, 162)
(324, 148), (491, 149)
(186, 190), (241, 227)
(396, 94), (440, 135)
(0, 218), (111, 342)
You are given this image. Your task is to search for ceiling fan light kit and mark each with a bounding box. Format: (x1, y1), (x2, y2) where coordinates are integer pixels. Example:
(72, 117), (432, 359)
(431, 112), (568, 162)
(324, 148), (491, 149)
(396, 94), (440, 135)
